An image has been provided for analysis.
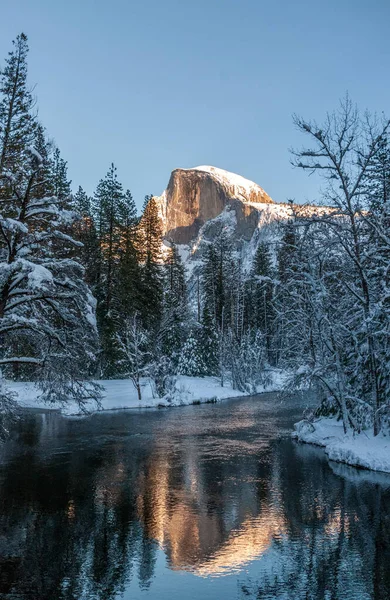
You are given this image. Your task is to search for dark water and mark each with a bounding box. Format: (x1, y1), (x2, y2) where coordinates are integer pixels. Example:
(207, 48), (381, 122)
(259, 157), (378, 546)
(0, 394), (389, 600)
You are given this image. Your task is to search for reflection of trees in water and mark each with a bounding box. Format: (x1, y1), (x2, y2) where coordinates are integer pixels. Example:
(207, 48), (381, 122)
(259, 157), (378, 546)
(240, 441), (390, 600)
(0, 410), (278, 598)
(0, 412), (389, 599)
(0, 415), (159, 599)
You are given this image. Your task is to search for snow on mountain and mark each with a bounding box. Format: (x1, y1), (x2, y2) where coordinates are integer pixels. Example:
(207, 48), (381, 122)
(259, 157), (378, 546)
(188, 165), (273, 204)
(154, 165), (273, 245)
(155, 165), (328, 282)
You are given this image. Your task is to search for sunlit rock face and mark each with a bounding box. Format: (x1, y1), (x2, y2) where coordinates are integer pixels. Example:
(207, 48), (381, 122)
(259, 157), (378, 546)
(156, 166), (274, 244)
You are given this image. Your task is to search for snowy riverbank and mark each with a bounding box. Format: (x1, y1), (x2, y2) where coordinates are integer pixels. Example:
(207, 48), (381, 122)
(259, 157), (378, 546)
(8, 371), (285, 417)
(292, 417), (390, 474)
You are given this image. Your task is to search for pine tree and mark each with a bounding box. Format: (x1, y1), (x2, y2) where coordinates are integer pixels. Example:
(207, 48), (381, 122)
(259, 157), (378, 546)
(278, 212), (298, 284)
(92, 164), (129, 376)
(30, 124), (53, 199)
(73, 185), (91, 216)
(199, 305), (219, 376)
(0, 56), (100, 412)
(164, 242), (186, 307)
(160, 242), (187, 365)
(202, 231), (234, 330)
(0, 33), (36, 175)
(142, 193), (153, 213)
(71, 186), (101, 289)
(137, 196), (163, 330)
(202, 243), (219, 323)
(51, 146), (71, 202)
(274, 213), (302, 365)
(247, 242), (275, 362)
(177, 329), (206, 377)
(116, 188), (141, 321)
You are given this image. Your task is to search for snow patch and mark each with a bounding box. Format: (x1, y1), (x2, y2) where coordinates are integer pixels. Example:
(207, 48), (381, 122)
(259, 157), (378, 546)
(187, 165), (271, 202)
(293, 417), (390, 474)
(8, 371), (284, 417)
(26, 263), (53, 288)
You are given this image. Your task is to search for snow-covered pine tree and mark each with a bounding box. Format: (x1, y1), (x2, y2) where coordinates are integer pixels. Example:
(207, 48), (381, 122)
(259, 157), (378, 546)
(274, 211), (303, 366)
(0, 35), (100, 410)
(247, 242), (275, 361)
(229, 256), (245, 343)
(199, 305), (219, 376)
(160, 242), (187, 365)
(165, 242), (186, 306)
(202, 243), (218, 324)
(202, 231), (234, 330)
(177, 329), (206, 377)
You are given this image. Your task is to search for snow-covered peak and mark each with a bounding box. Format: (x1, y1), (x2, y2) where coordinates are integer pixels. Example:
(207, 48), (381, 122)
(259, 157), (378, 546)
(183, 165), (272, 203)
(154, 164), (274, 244)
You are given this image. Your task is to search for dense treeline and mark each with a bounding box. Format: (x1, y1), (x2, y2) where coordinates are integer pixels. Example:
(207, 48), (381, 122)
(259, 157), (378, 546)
(1, 35), (390, 438)
(76, 99), (390, 438)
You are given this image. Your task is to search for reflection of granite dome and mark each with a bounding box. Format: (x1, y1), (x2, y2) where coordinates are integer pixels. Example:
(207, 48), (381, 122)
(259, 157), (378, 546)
(155, 166), (274, 244)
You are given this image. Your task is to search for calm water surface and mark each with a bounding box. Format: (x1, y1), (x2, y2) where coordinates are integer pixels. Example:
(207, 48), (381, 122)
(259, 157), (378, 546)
(0, 393), (389, 600)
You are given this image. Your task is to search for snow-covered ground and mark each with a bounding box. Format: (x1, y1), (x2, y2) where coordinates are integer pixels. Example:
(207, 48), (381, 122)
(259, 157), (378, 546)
(8, 371), (285, 417)
(293, 417), (390, 474)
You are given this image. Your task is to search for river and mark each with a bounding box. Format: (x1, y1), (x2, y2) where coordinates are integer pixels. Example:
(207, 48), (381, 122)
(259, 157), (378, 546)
(0, 393), (389, 599)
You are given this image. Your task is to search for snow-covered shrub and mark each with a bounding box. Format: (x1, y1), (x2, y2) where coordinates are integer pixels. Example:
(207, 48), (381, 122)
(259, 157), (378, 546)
(177, 332), (206, 377)
(164, 383), (191, 405)
(294, 419), (315, 436)
(149, 356), (177, 399)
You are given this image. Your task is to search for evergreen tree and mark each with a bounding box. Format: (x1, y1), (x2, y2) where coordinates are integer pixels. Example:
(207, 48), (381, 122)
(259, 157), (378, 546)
(71, 186), (101, 289)
(278, 211), (298, 284)
(0, 39), (100, 410)
(73, 185), (91, 216)
(0, 33), (36, 175)
(160, 242), (187, 365)
(142, 193), (153, 213)
(116, 189), (141, 322)
(177, 329), (206, 377)
(165, 242), (186, 307)
(51, 146), (71, 202)
(202, 243), (219, 323)
(31, 124), (53, 199)
(92, 164), (129, 376)
(247, 242), (275, 361)
(199, 305), (219, 376)
(137, 196), (163, 330)
(274, 213), (302, 365)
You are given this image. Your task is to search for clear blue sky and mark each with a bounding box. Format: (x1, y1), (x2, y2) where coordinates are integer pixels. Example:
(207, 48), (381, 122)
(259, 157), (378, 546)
(0, 0), (389, 209)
